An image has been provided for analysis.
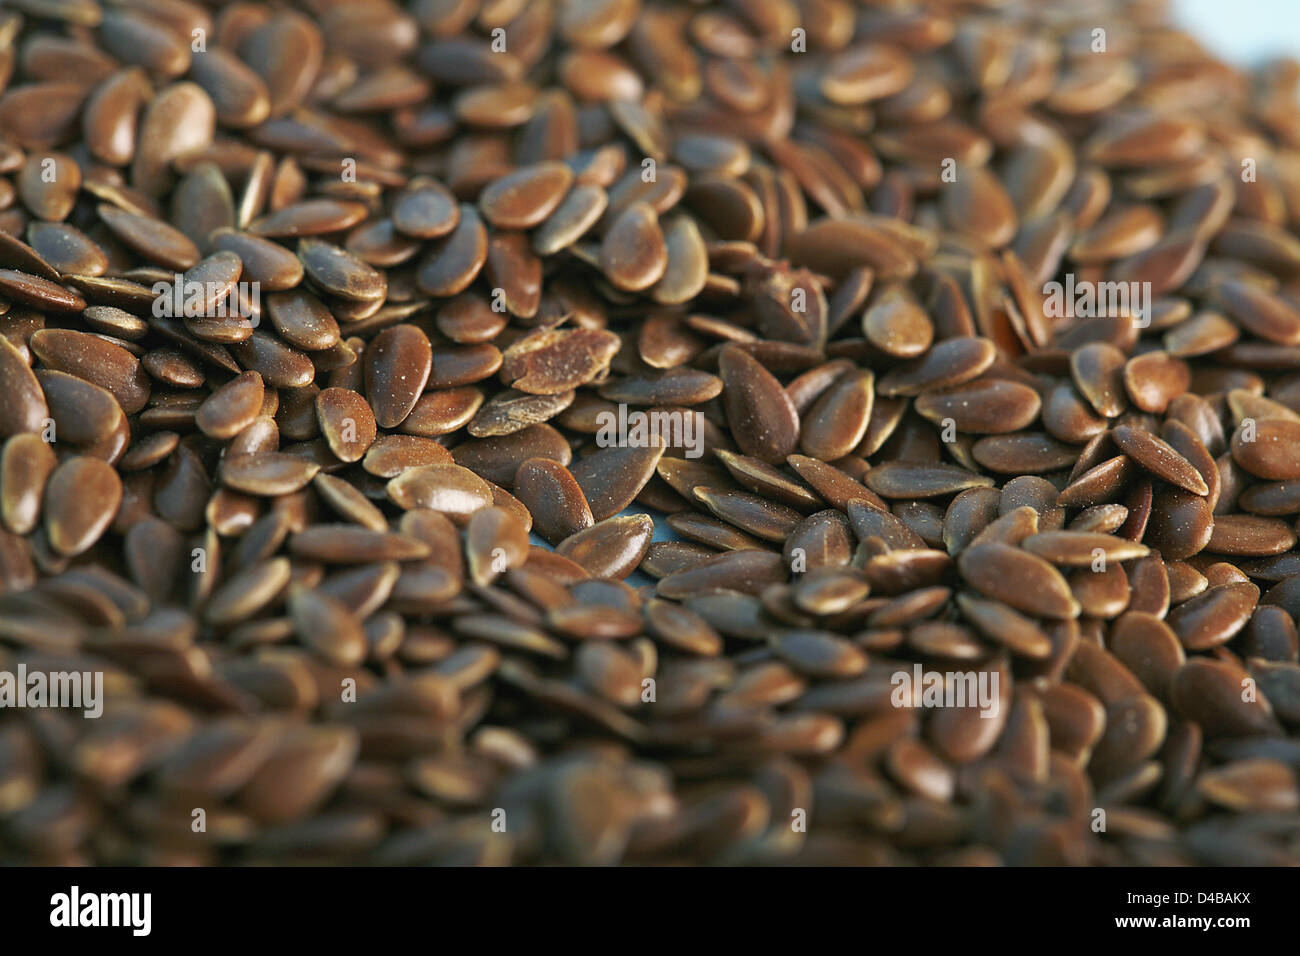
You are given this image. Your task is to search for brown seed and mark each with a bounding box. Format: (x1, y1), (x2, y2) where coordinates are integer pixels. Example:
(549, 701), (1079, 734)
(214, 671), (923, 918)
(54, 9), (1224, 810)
(502, 328), (620, 396)
(719, 345), (800, 464)
(570, 444), (666, 522)
(972, 433), (1079, 474)
(1143, 487), (1214, 560)
(386, 464), (494, 522)
(1110, 612), (1184, 700)
(1019, 531), (1149, 566)
(1111, 424), (1208, 495)
(416, 205), (488, 296)
(556, 514), (654, 580)
(657, 550), (785, 599)
(479, 162), (574, 229)
(1171, 658), (1282, 738)
(211, 230), (305, 290)
(392, 180), (460, 240)
(0, 269), (85, 314)
(533, 184), (609, 256)
(1231, 418), (1300, 480)
(264, 289), (340, 352)
(365, 326), (432, 428)
(958, 543), (1080, 619)
(289, 525), (430, 564)
(1167, 582), (1260, 650)
(452, 425), (569, 487)
(877, 337), (996, 396)
(361, 435), (452, 479)
(955, 592), (1052, 659)
(220, 452), (320, 496)
(1070, 342), (1128, 418)
(315, 388), (377, 463)
(600, 202), (667, 291)
(44, 457), (122, 556)
(915, 379), (1041, 434)
(298, 239), (386, 302)
(196, 372), (265, 440)
(466, 507), (530, 586)
(1207, 514), (1297, 556)
(1124, 351), (1190, 414)
(0, 334), (48, 438)
(96, 204), (200, 272)
(290, 589), (367, 665)
(800, 370), (874, 461)
(695, 487), (801, 542)
(1211, 279), (1300, 346)
(251, 199), (370, 238)
(866, 462), (994, 499)
(1198, 759), (1300, 813)
(514, 458), (594, 545)
(942, 166), (1017, 248)
(0, 434), (57, 536)
(862, 291), (932, 359)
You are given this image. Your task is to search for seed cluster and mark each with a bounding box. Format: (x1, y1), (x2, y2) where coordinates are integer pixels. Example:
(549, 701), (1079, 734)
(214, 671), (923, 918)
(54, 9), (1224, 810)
(1, 0), (1300, 865)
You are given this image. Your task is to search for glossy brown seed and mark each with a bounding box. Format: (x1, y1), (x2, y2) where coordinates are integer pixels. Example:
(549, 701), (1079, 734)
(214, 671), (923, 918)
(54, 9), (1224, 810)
(1231, 419), (1300, 480)
(570, 444), (666, 522)
(264, 290), (339, 353)
(1207, 514), (1297, 556)
(0, 335), (48, 438)
(876, 337), (996, 396)
(514, 458), (593, 545)
(916, 379), (1041, 434)
(600, 202), (667, 291)
(866, 462), (994, 499)
(1070, 342), (1127, 418)
(1020, 531), (1149, 566)
(96, 204), (200, 272)
(196, 372), (264, 440)
(1167, 582), (1260, 650)
(211, 230), (304, 290)
(942, 166), (1017, 248)
(958, 543), (1080, 619)
(1124, 351), (1190, 414)
(251, 199), (369, 238)
(800, 370), (874, 461)
(386, 464), (494, 522)
(295, 241), (384, 306)
(1111, 424), (1208, 495)
(44, 457), (122, 556)
(0, 268), (83, 312)
(1171, 658), (1283, 739)
(479, 162), (574, 230)
(360, 435), (452, 479)
(365, 326), (432, 429)
(719, 345), (800, 464)
(955, 593), (1052, 659)
(556, 514), (654, 580)
(220, 452), (320, 497)
(315, 388), (377, 463)
(533, 184), (609, 256)
(0, 434), (56, 536)
(392, 180), (460, 240)
(289, 526), (429, 564)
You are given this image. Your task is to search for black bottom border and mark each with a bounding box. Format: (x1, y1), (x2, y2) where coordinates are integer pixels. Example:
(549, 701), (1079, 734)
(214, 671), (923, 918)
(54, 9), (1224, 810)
(0, 865), (1287, 943)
